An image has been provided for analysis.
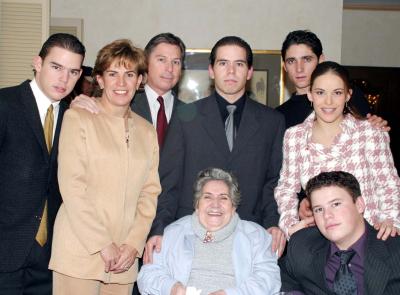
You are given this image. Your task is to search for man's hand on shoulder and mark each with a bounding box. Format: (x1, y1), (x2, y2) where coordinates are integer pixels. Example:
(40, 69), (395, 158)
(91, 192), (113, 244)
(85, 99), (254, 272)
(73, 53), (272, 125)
(70, 94), (100, 114)
(143, 235), (163, 264)
(366, 113), (390, 132)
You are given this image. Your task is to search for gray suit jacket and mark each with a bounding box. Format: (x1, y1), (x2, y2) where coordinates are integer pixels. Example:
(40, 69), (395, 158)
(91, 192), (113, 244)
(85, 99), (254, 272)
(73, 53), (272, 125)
(150, 93), (285, 236)
(281, 224), (400, 295)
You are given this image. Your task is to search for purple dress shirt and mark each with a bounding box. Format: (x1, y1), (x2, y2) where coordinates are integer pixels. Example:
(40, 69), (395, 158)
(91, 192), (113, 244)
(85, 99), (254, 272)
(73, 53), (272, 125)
(288, 226), (367, 295)
(325, 228), (367, 295)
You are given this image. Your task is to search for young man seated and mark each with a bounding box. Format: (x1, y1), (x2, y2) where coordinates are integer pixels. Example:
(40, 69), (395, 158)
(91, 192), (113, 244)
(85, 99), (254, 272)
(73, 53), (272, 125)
(280, 171), (400, 295)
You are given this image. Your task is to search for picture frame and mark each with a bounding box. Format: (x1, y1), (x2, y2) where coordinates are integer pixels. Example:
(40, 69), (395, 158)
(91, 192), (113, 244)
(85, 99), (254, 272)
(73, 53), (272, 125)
(177, 49), (285, 108)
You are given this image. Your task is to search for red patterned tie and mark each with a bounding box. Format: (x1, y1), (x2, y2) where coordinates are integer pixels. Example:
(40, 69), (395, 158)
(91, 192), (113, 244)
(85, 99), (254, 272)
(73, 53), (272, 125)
(156, 96), (168, 147)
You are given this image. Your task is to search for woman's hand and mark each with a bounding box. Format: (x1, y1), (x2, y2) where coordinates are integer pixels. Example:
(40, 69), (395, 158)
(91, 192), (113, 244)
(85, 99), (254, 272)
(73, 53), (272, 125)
(288, 216), (315, 237)
(112, 244), (138, 273)
(100, 243), (120, 273)
(374, 220), (399, 240)
(298, 198), (314, 221)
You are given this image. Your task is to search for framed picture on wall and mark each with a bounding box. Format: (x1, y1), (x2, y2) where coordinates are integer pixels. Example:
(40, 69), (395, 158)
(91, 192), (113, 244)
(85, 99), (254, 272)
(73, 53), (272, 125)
(177, 49), (285, 108)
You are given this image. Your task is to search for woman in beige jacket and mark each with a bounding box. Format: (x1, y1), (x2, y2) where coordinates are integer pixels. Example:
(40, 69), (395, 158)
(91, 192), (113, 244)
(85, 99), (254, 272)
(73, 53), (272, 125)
(49, 39), (161, 295)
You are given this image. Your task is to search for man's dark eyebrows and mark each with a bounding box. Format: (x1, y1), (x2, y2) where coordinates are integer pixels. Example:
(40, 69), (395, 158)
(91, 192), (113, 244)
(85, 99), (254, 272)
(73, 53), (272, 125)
(49, 61), (62, 67)
(49, 61), (81, 72)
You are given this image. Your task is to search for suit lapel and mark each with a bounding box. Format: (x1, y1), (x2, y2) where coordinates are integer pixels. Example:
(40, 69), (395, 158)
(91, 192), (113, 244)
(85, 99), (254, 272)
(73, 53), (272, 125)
(364, 226), (391, 295)
(231, 98), (260, 157)
(18, 81), (49, 159)
(131, 91), (152, 124)
(199, 96), (230, 159)
(312, 241), (332, 293)
(49, 99), (67, 164)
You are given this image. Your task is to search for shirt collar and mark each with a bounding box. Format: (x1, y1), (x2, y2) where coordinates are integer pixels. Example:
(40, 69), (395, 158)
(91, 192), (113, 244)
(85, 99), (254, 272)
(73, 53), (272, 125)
(144, 84), (174, 107)
(215, 90), (246, 108)
(303, 112), (356, 143)
(30, 79), (60, 118)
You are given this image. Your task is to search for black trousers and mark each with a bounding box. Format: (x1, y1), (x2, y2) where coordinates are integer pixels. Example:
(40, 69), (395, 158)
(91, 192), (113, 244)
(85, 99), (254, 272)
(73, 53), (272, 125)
(0, 241), (52, 295)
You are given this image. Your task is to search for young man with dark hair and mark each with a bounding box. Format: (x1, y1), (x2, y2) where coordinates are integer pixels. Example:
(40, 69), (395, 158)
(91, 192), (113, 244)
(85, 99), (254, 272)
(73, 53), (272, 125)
(0, 33), (85, 295)
(281, 171), (400, 295)
(144, 36), (287, 264)
(277, 30), (372, 129)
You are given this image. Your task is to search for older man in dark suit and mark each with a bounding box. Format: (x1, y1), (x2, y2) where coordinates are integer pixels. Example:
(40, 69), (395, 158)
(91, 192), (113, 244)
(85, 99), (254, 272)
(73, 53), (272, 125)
(144, 36), (287, 264)
(281, 171), (400, 295)
(131, 33), (185, 148)
(0, 34), (85, 295)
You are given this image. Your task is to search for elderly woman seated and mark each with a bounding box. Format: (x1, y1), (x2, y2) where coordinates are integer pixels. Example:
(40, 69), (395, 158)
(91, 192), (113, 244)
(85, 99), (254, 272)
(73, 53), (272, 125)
(137, 168), (281, 295)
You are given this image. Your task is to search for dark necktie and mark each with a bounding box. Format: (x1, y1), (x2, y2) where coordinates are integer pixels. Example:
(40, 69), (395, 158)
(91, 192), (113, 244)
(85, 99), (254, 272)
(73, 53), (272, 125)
(156, 96), (168, 147)
(225, 105), (237, 151)
(333, 250), (357, 295)
(35, 104), (53, 246)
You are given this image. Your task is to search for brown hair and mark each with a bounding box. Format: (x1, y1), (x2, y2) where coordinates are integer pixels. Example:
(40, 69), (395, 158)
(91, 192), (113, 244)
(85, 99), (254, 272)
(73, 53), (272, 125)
(310, 61), (363, 119)
(93, 39), (146, 95)
(305, 171), (362, 204)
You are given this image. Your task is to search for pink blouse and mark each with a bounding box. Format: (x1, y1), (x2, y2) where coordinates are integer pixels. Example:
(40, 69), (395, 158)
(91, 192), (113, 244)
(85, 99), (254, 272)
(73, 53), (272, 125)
(274, 113), (400, 236)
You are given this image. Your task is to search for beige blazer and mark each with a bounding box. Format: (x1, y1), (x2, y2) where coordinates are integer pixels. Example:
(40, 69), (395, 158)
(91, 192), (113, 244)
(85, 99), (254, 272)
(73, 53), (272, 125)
(49, 107), (161, 284)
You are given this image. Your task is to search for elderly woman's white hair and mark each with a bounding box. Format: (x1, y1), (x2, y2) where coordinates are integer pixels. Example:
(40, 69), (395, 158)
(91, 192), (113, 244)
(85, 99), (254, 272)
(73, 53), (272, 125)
(193, 167), (241, 208)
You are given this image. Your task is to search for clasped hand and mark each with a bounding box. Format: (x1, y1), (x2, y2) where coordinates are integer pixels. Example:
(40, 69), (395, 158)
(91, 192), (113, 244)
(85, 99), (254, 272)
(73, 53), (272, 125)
(100, 243), (137, 273)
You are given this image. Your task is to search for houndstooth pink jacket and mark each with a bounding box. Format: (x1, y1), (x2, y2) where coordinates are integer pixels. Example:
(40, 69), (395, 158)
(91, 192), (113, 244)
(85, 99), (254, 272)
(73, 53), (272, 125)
(275, 112), (400, 236)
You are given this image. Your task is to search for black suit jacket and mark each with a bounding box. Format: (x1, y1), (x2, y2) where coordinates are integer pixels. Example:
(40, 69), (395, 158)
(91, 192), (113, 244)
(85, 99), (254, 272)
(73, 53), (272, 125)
(281, 224), (400, 295)
(0, 80), (65, 272)
(150, 93), (285, 236)
(130, 90), (182, 125)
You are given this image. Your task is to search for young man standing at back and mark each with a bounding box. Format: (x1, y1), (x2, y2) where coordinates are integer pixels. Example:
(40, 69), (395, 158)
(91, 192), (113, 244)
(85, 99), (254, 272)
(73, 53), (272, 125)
(276, 30), (372, 129)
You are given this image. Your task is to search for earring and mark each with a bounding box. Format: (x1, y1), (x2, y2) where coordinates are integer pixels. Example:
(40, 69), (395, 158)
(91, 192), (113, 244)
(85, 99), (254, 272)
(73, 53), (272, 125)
(345, 101), (348, 109)
(310, 101), (313, 108)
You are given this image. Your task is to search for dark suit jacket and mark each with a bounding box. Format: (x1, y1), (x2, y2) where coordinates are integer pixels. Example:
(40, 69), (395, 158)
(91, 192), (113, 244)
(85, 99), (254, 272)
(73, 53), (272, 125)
(281, 224), (400, 295)
(0, 80), (65, 272)
(130, 90), (182, 125)
(150, 93), (285, 236)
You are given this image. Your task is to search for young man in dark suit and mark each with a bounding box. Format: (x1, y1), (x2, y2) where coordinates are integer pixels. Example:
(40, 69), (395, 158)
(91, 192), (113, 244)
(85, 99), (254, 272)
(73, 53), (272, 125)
(144, 36), (287, 263)
(281, 171), (400, 295)
(0, 33), (85, 295)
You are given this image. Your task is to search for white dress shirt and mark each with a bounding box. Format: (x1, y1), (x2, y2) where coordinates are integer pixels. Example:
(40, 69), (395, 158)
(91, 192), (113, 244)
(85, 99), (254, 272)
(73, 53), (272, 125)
(144, 84), (174, 128)
(30, 79), (60, 140)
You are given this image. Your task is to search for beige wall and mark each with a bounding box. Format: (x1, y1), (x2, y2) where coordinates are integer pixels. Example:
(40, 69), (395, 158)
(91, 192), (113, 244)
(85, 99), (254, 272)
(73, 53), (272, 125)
(51, 0), (344, 66)
(342, 9), (400, 67)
